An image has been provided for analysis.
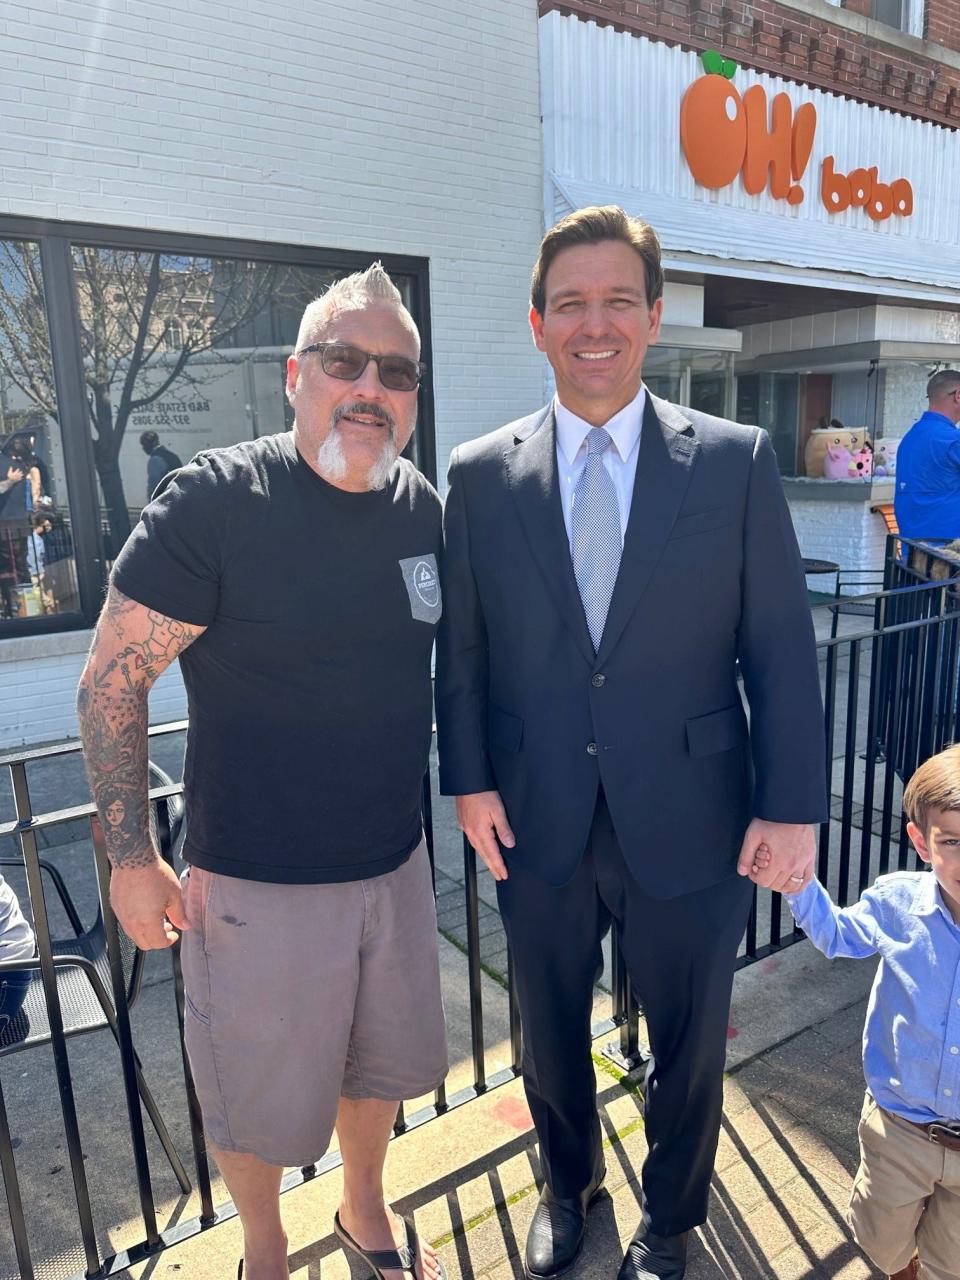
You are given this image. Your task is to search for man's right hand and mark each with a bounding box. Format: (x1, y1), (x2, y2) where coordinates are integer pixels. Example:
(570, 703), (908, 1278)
(109, 859), (190, 949)
(455, 791), (515, 880)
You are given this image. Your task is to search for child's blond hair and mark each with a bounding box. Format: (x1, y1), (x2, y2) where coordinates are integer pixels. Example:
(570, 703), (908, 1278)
(903, 743), (960, 832)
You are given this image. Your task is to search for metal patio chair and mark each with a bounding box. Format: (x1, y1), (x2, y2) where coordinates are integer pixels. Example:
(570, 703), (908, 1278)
(0, 762), (191, 1193)
(828, 567), (887, 639)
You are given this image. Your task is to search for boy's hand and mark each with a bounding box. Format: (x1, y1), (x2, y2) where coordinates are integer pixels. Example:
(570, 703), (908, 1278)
(751, 842), (772, 873)
(737, 818), (815, 893)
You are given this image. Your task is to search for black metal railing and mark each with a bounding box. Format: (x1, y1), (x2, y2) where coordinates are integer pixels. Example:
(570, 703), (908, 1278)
(2, 533), (959, 1278)
(0, 730), (641, 1279)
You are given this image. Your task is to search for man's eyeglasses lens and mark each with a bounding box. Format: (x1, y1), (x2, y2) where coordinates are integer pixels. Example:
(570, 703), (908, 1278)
(299, 343), (423, 392)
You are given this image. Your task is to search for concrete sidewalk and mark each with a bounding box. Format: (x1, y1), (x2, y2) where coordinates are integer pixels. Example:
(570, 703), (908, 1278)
(123, 944), (881, 1280)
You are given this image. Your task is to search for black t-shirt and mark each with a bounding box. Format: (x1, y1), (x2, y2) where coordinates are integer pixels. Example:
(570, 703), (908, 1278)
(112, 432), (442, 884)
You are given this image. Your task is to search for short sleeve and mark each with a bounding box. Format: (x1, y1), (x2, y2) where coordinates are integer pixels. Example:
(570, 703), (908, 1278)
(111, 453), (226, 626)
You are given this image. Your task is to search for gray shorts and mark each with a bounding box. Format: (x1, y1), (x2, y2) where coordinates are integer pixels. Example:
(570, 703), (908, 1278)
(179, 841), (447, 1167)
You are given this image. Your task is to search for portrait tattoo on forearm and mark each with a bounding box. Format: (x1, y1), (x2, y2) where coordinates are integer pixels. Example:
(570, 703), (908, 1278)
(77, 587), (202, 869)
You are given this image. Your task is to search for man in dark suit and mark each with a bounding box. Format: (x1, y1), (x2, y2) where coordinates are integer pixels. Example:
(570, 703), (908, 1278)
(435, 206), (827, 1280)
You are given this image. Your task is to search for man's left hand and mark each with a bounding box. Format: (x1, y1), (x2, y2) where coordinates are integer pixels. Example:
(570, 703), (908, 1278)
(736, 817), (815, 893)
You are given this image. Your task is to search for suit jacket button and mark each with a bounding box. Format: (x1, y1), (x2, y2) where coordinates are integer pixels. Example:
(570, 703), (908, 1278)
(591, 673), (606, 688)
(586, 742), (599, 756)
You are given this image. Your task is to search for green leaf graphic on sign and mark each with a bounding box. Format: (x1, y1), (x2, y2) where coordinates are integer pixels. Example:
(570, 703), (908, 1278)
(700, 50), (724, 75)
(721, 58), (738, 78)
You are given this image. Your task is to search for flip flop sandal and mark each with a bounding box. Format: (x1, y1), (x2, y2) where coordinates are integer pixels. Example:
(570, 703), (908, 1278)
(334, 1210), (447, 1280)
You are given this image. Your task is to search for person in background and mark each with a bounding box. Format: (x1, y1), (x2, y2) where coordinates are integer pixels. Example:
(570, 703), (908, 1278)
(139, 431), (183, 502)
(0, 459), (26, 617)
(0, 873), (36, 1036)
(25, 509), (55, 613)
(771, 744), (960, 1280)
(894, 370), (960, 542)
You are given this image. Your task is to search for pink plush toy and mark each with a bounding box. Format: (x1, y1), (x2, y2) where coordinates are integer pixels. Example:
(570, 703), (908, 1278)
(848, 446), (872, 481)
(823, 443), (853, 479)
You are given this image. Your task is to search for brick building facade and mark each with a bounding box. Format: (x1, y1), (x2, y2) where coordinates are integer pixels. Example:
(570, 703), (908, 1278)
(541, 0), (960, 126)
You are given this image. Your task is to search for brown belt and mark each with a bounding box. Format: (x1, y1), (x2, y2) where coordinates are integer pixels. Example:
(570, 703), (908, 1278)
(903, 1117), (960, 1151)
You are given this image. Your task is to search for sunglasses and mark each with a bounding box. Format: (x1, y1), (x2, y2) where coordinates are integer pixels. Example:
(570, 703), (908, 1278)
(297, 342), (426, 392)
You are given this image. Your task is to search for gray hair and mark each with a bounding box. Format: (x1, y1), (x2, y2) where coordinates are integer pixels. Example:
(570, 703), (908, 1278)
(294, 262), (418, 354)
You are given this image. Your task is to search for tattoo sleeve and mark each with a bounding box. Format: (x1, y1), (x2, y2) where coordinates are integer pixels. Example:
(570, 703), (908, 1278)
(77, 586), (204, 869)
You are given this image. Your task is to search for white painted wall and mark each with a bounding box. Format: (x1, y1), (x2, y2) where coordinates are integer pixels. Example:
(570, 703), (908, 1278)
(739, 306), (960, 361)
(788, 492), (890, 582)
(0, 0), (546, 746)
(881, 365), (929, 437)
(1, 630), (187, 747)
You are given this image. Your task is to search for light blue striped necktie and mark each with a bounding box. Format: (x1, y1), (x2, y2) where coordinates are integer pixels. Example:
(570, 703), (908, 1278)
(572, 426), (622, 652)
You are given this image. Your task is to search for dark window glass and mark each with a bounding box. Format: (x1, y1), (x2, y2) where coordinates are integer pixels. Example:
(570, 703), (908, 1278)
(0, 238), (81, 620)
(870, 0), (905, 29)
(737, 372), (800, 476)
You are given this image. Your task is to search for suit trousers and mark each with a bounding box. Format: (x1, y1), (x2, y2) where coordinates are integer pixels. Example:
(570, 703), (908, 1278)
(496, 789), (753, 1236)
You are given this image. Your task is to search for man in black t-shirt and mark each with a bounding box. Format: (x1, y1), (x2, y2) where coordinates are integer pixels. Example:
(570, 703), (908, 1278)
(78, 264), (447, 1280)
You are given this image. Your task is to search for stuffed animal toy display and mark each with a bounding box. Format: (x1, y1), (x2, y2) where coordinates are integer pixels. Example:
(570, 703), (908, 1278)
(804, 425), (868, 478)
(848, 444), (872, 481)
(823, 443), (854, 479)
(873, 438), (899, 477)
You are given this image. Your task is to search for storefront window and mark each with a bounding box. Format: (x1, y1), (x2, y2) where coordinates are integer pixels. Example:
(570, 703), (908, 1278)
(737, 373), (800, 475)
(644, 347), (735, 418)
(0, 238), (81, 621)
(0, 219), (433, 637)
(70, 247), (418, 559)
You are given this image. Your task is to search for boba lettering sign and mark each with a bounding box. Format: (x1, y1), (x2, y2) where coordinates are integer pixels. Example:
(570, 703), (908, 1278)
(679, 51), (914, 222)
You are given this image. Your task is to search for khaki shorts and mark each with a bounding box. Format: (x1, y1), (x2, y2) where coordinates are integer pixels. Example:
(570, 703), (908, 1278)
(848, 1093), (960, 1280)
(179, 841), (447, 1167)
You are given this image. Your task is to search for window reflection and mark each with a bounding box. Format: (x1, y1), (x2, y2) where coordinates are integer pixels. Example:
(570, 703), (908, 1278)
(69, 248), (415, 558)
(644, 346), (735, 419)
(0, 238), (81, 619)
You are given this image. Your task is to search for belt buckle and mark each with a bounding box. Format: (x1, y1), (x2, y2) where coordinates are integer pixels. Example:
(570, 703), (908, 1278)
(927, 1122), (960, 1146)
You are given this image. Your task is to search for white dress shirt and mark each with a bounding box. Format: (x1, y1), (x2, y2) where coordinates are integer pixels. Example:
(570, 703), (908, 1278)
(555, 387), (646, 551)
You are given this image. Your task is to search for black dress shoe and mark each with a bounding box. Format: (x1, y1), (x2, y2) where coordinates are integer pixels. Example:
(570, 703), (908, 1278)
(524, 1168), (606, 1279)
(617, 1227), (687, 1280)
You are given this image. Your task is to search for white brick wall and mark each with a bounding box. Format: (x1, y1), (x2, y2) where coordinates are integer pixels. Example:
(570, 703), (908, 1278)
(0, 0), (545, 746)
(881, 364), (929, 437)
(788, 495), (890, 585)
(0, 632), (187, 746)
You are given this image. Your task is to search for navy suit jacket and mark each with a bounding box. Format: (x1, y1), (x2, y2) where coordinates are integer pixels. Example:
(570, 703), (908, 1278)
(435, 394), (828, 898)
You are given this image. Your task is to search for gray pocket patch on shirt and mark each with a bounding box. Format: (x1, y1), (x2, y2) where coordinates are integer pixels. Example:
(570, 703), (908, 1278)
(399, 553), (442, 624)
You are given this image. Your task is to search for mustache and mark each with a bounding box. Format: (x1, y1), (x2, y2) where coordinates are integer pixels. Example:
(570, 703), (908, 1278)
(333, 401), (396, 432)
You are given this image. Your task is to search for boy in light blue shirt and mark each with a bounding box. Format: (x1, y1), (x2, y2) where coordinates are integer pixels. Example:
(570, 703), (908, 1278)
(763, 744), (960, 1280)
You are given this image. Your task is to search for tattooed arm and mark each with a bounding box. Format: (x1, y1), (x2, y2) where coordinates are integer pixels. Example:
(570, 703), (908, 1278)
(77, 585), (205, 948)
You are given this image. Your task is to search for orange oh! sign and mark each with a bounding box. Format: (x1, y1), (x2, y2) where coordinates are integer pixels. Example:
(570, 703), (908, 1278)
(679, 51), (914, 222)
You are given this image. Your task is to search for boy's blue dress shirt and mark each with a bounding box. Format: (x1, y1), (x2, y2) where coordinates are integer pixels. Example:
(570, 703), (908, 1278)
(894, 410), (960, 541)
(786, 871), (960, 1124)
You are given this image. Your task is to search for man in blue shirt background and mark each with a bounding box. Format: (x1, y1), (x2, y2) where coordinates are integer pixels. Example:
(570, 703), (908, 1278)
(766, 744), (960, 1280)
(894, 370), (960, 542)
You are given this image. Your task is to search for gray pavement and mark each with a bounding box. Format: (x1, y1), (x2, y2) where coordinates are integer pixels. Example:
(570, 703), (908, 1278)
(111, 949), (882, 1280)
